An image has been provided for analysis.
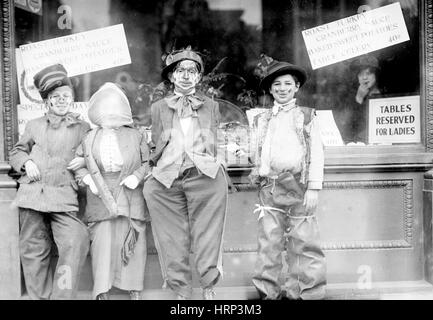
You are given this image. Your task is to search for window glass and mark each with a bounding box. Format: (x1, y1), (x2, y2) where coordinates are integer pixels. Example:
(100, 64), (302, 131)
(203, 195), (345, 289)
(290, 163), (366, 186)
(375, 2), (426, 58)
(14, 0), (420, 145)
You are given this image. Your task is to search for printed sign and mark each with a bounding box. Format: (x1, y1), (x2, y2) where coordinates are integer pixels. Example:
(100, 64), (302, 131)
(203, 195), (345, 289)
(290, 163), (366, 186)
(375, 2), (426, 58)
(302, 2), (409, 69)
(19, 24), (131, 79)
(14, 0), (43, 16)
(368, 96), (420, 144)
(315, 110), (344, 146)
(17, 102), (94, 137)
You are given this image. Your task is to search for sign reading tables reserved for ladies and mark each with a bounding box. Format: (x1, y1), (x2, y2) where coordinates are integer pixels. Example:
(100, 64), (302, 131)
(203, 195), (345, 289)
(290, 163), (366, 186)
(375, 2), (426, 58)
(19, 24), (131, 77)
(368, 95), (420, 144)
(302, 2), (409, 69)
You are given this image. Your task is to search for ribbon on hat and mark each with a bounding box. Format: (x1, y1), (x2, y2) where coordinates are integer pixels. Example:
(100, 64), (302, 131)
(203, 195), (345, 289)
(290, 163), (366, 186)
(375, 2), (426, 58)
(165, 93), (204, 118)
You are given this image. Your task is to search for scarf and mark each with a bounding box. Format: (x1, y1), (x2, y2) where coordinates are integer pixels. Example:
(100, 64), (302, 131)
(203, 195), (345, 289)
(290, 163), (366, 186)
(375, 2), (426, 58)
(165, 91), (204, 118)
(271, 98), (297, 116)
(46, 111), (81, 129)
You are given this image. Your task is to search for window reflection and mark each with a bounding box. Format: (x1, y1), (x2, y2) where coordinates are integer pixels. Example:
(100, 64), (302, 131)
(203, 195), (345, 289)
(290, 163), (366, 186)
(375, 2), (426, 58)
(14, 0), (420, 145)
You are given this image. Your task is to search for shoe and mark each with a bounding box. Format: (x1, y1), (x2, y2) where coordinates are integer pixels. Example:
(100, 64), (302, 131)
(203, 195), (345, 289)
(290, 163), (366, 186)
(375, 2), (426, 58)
(96, 292), (109, 300)
(129, 290), (142, 300)
(202, 287), (216, 300)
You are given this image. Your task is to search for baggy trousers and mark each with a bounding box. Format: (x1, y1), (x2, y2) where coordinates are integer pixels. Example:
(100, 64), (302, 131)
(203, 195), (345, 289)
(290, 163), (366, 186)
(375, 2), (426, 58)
(252, 172), (326, 300)
(19, 208), (90, 300)
(143, 167), (227, 299)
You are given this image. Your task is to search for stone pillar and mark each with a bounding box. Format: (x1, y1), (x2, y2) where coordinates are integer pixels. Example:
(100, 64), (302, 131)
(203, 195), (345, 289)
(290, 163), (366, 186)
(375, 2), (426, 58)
(1, 1), (20, 299)
(0, 164), (20, 299)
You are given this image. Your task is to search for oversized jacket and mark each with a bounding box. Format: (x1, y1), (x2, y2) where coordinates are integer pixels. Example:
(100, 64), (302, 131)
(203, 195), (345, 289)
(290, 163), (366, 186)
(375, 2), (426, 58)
(9, 113), (90, 212)
(149, 91), (224, 167)
(75, 126), (150, 223)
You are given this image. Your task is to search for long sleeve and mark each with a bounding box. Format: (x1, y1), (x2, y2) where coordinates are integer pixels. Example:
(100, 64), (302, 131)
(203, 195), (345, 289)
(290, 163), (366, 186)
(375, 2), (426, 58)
(149, 101), (163, 167)
(307, 116), (324, 190)
(74, 142), (90, 186)
(248, 114), (264, 184)
(132, 129), (151, 181)
(214, 101), (227, 168)
(9, 121), (35, 173)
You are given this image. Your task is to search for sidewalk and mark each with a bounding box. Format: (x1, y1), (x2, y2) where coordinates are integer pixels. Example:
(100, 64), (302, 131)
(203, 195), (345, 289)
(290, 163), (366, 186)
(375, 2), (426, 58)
(25, 280), (430, 300)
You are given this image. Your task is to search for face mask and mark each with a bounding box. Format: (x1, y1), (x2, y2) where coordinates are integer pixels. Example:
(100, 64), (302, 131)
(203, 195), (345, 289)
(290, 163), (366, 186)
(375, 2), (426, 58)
(170, 60), (201, 94)
(88, 83), (133, 128)
(46, 86), (74, 116)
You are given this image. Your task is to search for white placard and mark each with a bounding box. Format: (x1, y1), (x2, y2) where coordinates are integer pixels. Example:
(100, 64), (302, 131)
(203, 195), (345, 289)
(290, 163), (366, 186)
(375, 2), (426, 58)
(302, 2), (409, 69)
(368, 96), (420, 144)
(17, 102), (93, 137)
(315, 110), (344, 146)
(19, 24), (131, 78)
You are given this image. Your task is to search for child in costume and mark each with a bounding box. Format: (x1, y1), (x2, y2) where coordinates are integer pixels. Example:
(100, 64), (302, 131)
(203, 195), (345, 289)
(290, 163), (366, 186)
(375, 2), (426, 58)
(9, 64), (90, 299)
(250, 57), (326, 300)
(143, 47), (228, 300)
(74, 83), (150, 300)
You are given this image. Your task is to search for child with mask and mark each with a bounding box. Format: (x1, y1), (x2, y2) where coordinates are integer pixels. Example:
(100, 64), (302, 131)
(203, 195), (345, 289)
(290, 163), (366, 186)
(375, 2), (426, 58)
(74, 82), (150, 300)
(143, 47), (228, 300)
(9, 64), (90, 299)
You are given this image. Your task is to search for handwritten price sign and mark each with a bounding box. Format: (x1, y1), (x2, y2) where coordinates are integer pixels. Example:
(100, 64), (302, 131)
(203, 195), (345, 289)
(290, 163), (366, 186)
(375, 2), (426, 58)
(302, 2), (410, 69)
(19, 24), (131, 78)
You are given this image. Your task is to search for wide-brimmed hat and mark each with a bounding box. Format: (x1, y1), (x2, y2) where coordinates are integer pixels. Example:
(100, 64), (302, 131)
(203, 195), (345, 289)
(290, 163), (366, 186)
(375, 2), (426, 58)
(161, 47), (204, 80)
(33, 64), (73, 99)
(259, 60), (308, 91)
(350, 55), (380, 74)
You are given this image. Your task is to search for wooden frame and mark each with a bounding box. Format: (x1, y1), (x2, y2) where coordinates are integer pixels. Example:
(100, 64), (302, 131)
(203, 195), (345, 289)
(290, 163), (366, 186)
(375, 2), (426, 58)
(1, 0), (18, 162)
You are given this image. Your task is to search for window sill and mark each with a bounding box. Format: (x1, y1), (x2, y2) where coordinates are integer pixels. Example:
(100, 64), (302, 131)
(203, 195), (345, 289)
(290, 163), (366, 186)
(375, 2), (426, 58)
(227, 144), (433, 176)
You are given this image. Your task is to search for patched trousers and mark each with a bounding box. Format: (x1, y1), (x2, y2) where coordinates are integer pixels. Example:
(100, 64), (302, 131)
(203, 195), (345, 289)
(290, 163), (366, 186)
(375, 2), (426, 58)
(143, 167), (228, 299)
(252, 172), (326, 300)
(19, 208), (89, 300)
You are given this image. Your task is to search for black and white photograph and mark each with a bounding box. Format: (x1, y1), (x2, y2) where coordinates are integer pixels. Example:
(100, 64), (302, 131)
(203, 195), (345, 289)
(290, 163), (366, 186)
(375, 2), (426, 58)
(0, 0), (432, 308)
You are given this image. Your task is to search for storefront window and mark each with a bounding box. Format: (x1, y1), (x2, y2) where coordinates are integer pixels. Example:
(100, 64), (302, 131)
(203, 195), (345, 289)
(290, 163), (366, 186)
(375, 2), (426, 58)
(13, 0), (421, 147)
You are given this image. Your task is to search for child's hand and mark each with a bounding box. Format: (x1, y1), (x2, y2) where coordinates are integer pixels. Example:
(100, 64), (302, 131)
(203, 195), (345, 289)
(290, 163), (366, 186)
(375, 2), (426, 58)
(24, 160), (41, 182)
(303, 189), (319, 214)
(120, 175), (139, 189)
(83, 174), (99, 195)
(67, 157), (85, 171)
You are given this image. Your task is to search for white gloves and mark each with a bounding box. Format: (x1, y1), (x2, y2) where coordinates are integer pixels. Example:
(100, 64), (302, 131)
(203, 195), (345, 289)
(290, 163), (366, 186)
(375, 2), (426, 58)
(67, 157), (85, 171)
(83, 174), (140, 196)
(120, 175), (140, 189)
(83, 174), (99, 195)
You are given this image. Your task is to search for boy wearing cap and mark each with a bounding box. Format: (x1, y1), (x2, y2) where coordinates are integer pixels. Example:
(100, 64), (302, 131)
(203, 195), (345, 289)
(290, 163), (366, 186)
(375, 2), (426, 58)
(143, 47), (228, 300)
(250, 58), (326, 300)
(9, 64), (90, 299)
